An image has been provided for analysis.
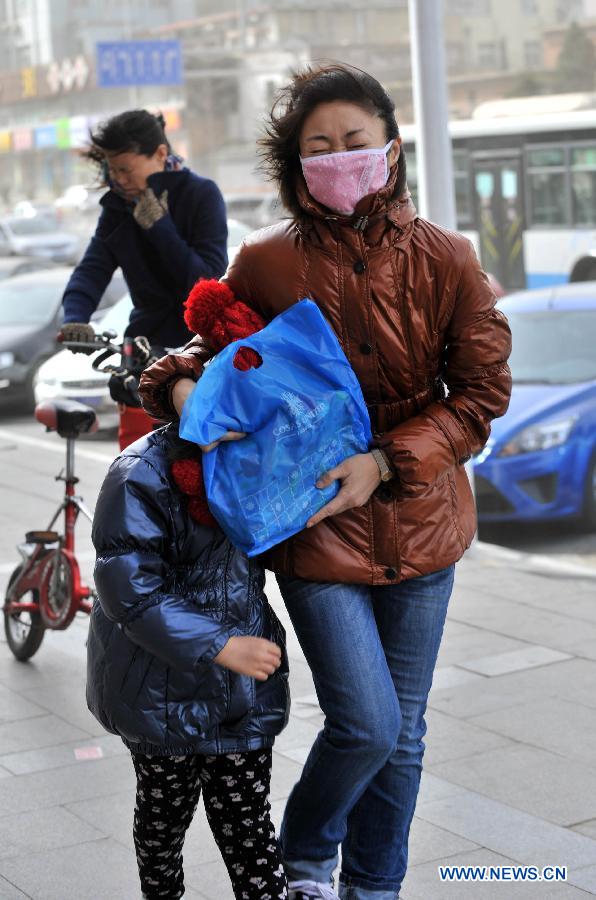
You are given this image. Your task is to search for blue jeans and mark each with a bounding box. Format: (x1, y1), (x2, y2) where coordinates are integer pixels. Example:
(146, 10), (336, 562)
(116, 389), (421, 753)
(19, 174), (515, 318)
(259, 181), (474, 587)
(276, 564), (455, 900)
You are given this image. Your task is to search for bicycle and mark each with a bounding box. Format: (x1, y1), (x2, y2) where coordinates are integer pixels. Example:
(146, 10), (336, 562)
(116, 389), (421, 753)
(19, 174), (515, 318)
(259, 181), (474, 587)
(2, 331), (154, 661)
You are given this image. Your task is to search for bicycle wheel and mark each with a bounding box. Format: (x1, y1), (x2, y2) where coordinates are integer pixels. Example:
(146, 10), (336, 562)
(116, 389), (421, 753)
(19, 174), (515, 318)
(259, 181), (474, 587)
(3, 564), (45, 661)
(39, 549), (77, 630)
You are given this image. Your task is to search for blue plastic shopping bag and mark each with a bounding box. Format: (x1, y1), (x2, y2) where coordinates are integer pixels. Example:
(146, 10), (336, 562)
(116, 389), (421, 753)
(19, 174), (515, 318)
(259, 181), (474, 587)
(180, 299), (372, 556)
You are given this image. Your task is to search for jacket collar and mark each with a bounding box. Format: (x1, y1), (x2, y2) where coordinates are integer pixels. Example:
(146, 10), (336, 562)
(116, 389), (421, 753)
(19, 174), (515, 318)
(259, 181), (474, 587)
(295, 164), (417, 237)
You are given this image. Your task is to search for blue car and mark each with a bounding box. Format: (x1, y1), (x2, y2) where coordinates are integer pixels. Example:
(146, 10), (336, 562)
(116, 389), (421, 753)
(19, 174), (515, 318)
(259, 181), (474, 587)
(473, 282), (596, 530)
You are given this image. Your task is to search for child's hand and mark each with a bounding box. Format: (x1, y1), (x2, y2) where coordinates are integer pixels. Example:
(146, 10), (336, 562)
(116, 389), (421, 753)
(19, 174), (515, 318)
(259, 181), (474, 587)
(214, 636), (282, 681)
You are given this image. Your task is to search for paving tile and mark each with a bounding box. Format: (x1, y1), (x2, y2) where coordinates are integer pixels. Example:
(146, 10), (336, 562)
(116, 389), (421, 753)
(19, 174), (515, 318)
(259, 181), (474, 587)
(277, 745), (309, 766)
(416, 787), (596, 869)
(291, 692), (323, 719)
(0, 713), (90, 756)
(66, 789), (224, 867)
(457, 645), (571, 676)
(428, 674), (542, 719)
(270, 750), (303, 801)
(569, 865), (596, 893)
(65, 789), (137, 851)
(271, 714), (320, 756)
(0, 648), (85, 692)
(490, 658), (596, 711)
(448, 596), (596, 655)
(0, 732), (127, 775)
(430, 665), (486, 692)
(436, 626), (529, 669)
(17, 678), (107, 736)
(469, 698), (596, 769)
(0, 875), (29, 898)
(186, 856), (236, 900)
(416, 773), (467, 805)
(408, 817), (479, 866)
(0, 753), (135, 818)
(423, 709), (514, 767)
(0, 838), (141, 900)
(572, 820), (596, 841)
(0, 685), (47, 725)
(428, 745), (596, 826)
(429, 657), (596, 720)
(0, 806), (104, 859)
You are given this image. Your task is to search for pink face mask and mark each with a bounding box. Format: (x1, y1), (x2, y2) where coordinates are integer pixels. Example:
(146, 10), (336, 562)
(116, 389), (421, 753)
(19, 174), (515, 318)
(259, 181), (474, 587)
(300, 140), (394, 215)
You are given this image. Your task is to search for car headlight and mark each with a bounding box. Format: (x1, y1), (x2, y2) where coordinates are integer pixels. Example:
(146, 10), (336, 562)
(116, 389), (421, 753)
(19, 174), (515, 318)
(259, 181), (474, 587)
(0, 351), (15, 369)
(499, 416), (577, 457)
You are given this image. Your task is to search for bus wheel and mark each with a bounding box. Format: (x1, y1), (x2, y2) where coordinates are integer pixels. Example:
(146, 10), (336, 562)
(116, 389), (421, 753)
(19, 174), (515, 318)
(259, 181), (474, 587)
(569, 258), (596, 282)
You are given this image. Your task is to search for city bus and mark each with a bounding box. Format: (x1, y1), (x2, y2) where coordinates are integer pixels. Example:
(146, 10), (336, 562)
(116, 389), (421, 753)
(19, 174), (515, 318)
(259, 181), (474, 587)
(401, 94), (596, 291)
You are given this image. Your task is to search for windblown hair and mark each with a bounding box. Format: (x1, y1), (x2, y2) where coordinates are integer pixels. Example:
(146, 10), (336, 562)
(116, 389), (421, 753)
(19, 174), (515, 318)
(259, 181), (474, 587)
(82, 109), (172, 182)
(259, 63), (407, 219)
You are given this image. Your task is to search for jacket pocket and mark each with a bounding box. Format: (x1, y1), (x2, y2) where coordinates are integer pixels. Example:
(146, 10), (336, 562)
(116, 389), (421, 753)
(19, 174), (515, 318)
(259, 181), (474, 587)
(120, 647), (154, 708)
(447, 470), (467, 553)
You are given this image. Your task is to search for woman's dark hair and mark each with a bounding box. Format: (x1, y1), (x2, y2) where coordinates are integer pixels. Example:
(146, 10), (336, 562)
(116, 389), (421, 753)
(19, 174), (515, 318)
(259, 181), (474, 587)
(83, 109), (171, 177)
(259, 63), (407, 218)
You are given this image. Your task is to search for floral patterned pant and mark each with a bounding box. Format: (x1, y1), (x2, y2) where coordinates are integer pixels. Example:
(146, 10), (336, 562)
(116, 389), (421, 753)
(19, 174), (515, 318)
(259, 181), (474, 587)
(132, 748), (288, 900)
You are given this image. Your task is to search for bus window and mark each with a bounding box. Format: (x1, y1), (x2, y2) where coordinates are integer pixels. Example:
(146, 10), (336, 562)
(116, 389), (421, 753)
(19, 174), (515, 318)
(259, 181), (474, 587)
(526, 146), (568, 226)
(571, 146), (596, 227)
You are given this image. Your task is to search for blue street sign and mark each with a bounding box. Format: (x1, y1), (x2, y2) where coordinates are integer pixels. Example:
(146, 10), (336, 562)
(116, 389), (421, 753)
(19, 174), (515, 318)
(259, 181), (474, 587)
(96, 41), (183, 87)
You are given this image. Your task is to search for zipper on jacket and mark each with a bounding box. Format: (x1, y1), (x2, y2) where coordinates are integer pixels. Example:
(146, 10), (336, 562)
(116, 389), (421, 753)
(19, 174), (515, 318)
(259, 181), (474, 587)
(353, 216), (369, 232)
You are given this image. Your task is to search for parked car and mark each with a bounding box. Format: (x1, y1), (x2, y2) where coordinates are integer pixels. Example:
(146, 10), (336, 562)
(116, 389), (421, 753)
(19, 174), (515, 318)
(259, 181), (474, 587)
(54, 184), (101, 214)
(0, 216), (80, 264)
(473, 281), (596, 530)
(0, 267), (126, 411)
(0, 256), (58, 281)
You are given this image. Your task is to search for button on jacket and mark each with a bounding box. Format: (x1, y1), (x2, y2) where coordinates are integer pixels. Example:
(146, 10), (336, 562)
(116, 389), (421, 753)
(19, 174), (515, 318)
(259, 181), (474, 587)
(139, 169), (512, 584)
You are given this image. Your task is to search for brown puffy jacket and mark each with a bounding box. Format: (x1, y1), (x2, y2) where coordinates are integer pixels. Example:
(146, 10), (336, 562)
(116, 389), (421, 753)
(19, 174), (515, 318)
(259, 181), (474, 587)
(139, 173), (512, 584)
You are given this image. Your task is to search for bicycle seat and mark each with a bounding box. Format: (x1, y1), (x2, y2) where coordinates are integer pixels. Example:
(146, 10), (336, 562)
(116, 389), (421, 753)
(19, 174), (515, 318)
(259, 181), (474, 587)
(35, 399), (98, 438)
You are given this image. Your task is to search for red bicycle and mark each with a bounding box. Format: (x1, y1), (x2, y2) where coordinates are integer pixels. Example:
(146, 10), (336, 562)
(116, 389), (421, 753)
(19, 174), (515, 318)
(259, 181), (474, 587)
(2, 331), (153, 660)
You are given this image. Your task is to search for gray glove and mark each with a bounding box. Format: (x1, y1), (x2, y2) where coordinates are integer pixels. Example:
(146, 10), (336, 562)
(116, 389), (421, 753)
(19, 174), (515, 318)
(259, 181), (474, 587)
(133, 187), (169, 229)
(58, 322), (96, 354)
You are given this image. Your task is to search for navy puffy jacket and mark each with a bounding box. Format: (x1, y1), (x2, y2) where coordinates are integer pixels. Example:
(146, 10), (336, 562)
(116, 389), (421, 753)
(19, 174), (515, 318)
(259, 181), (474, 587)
(62, 168), (228, 348)
(87, 425), (290, 756)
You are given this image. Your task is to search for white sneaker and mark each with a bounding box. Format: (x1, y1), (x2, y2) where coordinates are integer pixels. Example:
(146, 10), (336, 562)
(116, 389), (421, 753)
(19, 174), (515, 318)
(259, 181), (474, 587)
(288, 880), (339, 900)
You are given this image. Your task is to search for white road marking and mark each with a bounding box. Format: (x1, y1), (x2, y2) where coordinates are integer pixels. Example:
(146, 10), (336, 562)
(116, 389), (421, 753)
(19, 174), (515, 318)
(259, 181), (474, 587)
(0, 427), (115, 465)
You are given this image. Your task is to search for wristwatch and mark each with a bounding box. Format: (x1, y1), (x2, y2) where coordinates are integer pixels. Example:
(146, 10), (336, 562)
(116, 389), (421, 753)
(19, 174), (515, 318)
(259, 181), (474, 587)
(371, 448), (394, 482)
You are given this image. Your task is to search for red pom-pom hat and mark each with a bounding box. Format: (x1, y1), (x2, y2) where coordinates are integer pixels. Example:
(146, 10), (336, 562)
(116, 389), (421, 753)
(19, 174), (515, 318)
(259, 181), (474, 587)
(174, 277), (267, 526)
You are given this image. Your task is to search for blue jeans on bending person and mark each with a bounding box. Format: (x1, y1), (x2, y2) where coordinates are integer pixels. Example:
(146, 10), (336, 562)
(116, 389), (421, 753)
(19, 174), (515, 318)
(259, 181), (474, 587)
(276, 564), (455, 900)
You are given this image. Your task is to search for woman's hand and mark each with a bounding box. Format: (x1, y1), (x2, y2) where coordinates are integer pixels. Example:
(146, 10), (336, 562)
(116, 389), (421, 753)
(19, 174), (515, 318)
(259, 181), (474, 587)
(306, 452), (382, 529)
(214, 636), (282, 681)
(200, 431), (246, 453)
(172, 377), (246, 452)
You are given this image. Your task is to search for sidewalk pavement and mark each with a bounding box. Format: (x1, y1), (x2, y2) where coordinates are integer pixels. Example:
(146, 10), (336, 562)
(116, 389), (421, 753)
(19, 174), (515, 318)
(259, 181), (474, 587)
(1, 547), (596, 899)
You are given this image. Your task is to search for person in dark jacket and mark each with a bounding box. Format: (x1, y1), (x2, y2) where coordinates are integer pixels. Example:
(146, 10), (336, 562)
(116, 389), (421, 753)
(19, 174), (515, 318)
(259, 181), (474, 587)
(88, 424), (290, 900)
(59, 109), (228, 449)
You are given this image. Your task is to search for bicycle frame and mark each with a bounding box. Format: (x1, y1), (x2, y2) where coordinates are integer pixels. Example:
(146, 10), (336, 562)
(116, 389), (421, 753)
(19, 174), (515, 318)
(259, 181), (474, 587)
(5, 434), (95, 622)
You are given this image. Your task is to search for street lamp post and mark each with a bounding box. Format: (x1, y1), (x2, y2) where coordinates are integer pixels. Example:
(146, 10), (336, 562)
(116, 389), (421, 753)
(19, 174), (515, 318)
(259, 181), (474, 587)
(407, 0), (477, 524)
(407, 0), (456, 229)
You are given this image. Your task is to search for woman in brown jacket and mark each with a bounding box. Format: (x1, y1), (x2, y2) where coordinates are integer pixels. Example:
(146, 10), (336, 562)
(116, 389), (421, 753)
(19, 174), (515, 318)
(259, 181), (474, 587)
(139, 65), (512, 900)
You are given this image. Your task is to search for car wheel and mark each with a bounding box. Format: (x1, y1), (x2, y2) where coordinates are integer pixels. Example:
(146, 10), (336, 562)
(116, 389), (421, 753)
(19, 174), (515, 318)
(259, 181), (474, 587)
(581, 456), (596, 531)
